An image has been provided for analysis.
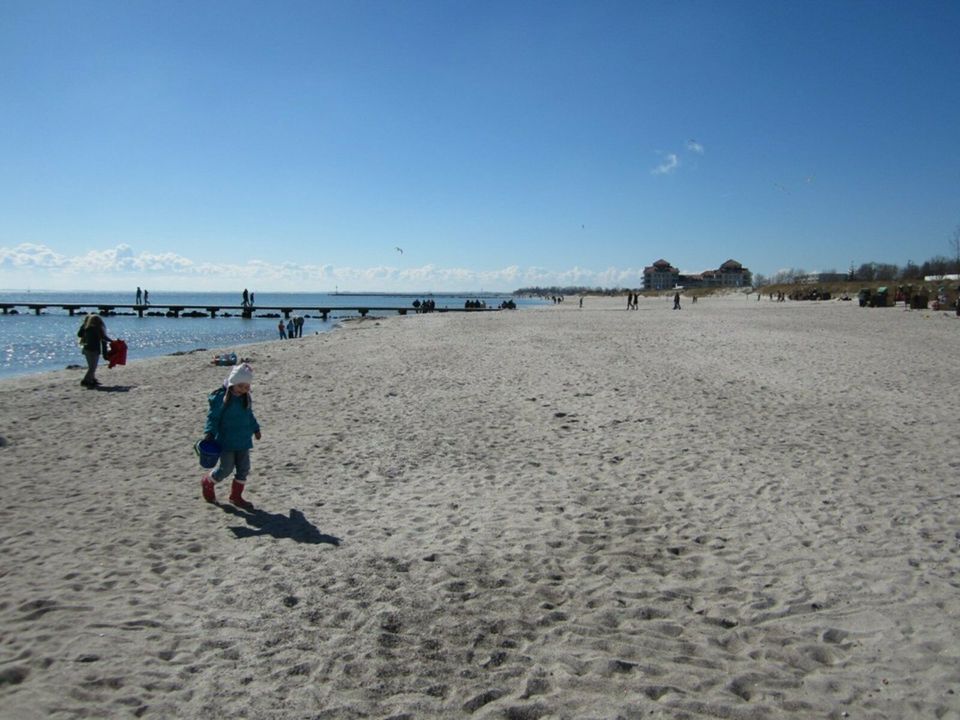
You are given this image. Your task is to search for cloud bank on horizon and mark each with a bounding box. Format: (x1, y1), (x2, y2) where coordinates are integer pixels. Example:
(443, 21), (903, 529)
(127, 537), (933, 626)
(0, 243), (654, 292)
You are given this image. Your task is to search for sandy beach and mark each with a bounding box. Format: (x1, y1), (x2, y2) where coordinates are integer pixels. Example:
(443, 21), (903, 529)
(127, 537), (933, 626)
(1, 293), (959, 719)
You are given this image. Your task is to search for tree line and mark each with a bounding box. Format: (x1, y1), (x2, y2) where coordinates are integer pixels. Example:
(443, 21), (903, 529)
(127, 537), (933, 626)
(756, 255), (960, 287)
(757, 226), (960, 286)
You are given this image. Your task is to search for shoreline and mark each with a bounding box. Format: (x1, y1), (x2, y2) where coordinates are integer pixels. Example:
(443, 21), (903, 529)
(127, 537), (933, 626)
(0, 297), (540, 382)
(2, 295), (959, 718)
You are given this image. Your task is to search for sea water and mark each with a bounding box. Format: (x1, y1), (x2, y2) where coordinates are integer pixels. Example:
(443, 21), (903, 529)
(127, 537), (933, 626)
(0, 291), (544, 380)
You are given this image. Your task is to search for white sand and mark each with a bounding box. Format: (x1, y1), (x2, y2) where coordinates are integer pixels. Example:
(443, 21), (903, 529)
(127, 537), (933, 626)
(1, 294), (959, 719)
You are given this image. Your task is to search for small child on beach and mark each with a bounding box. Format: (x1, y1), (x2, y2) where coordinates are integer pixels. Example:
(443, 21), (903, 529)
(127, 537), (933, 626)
(201, 363), (262, 510)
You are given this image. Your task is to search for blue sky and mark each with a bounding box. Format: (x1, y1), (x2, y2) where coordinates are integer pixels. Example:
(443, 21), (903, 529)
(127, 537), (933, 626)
(1, 0), (958, 291)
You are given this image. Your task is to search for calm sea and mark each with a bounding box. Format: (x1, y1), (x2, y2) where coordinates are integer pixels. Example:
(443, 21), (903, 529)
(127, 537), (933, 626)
(0, 291), (544, 380)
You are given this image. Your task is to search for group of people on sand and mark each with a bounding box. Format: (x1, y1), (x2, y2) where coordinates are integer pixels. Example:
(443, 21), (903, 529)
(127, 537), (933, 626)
(625, 291), (682, 309)
(278, 316), (305, 339)
(412, 299), (436, 312)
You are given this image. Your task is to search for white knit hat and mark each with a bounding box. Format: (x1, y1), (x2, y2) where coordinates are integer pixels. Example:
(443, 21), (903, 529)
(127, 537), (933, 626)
(225, 362), (254, 387)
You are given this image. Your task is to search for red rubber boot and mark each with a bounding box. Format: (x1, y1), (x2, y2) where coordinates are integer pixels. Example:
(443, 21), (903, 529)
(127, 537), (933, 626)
(229, 480), (254, 510)
(201, 474), (216, 503)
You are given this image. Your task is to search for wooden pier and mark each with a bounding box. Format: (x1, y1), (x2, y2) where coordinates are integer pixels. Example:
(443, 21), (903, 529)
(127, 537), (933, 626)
(0, 302), (499, 321)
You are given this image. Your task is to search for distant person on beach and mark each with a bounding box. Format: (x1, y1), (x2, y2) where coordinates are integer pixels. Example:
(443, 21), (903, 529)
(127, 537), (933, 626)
(673, 292), (681, 310)
(242, 288), (249, 307)
(250, 292), (255, 305)
(295, 315), (304, 337)
(278, 320), (286, 339)
(286, 319), (295, 339)
(76, 314), (113, 388)
(136, 287), (142, 305)
(200, 363), (261, 509)
(579, 296), (583, 308)
(143, 289), (149, 305)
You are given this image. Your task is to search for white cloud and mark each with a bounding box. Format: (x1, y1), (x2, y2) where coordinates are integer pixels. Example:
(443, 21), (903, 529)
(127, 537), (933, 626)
(652, 153), (679, 175)
(0, 242), (69, 269)
(0, 243), (652, 292)
(650, 141), (704, 177)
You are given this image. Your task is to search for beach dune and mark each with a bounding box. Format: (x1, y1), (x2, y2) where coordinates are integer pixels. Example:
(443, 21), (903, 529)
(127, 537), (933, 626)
(1, 294), (958, 719)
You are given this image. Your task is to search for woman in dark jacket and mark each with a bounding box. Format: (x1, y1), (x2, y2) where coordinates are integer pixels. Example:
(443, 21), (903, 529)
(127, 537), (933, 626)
(77, 314), (112, 387)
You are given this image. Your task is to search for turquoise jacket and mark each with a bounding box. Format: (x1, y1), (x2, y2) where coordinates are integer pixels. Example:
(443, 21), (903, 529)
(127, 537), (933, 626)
(204, 387), (260, 451)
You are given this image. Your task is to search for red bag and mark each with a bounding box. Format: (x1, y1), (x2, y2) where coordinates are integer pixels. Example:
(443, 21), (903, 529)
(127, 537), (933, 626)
(106, 339), (128, 368)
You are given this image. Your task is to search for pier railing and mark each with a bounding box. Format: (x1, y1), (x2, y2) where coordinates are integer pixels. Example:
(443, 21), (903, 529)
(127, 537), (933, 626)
(0, 302), (499, 320)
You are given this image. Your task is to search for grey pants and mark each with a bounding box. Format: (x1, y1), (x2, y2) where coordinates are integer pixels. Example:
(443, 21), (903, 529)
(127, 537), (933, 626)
(211, 449), (251, 485)
(82, 350), (100, 383)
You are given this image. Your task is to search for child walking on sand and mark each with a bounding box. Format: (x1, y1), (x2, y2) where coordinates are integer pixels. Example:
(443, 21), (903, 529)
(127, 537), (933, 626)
(201, 363), (262, 510)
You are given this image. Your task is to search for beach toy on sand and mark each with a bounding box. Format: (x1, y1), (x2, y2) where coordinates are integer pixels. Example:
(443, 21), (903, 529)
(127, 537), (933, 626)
(212, 352), (238, 366)
(195, 438), (221, 468)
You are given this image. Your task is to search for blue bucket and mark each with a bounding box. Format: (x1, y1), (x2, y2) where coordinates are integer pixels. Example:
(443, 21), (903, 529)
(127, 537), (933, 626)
(195, 438), (221, 468)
